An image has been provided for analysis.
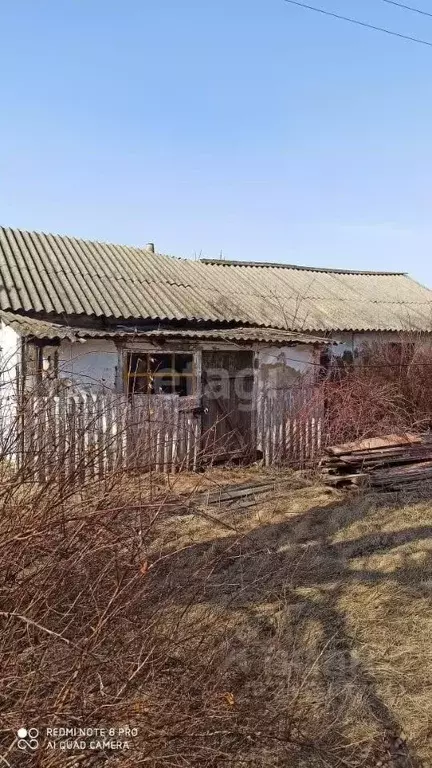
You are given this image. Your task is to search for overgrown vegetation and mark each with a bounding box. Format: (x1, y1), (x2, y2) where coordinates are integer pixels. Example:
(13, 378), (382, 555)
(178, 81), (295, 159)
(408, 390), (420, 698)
(311, 337), (432, 446)
(1, 458), (431, 767)
(2, 341), (432, 766)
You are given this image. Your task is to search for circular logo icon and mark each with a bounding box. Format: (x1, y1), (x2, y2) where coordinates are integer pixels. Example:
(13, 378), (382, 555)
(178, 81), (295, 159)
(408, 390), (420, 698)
(17, 728), (39, 751)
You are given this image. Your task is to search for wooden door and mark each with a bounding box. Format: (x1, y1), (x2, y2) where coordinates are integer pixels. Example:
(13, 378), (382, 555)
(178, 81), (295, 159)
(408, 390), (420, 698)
(201, 350), (254, 463)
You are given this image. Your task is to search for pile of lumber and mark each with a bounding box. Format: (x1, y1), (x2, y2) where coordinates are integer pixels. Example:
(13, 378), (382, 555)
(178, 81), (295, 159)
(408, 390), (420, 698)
(320, 433), (432, 490)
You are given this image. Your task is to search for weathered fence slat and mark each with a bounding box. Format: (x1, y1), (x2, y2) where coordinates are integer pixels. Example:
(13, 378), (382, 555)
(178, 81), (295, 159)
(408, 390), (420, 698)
(17, 391), (202, 480)
(259, 385), (325, 468)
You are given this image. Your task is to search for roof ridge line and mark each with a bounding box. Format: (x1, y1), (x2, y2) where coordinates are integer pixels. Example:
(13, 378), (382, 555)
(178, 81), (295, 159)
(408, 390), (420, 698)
(199, 258), (407, 276)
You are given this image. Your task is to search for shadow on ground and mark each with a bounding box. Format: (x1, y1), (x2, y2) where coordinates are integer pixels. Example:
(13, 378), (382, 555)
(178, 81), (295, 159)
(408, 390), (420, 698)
(151, 487), (432, 767)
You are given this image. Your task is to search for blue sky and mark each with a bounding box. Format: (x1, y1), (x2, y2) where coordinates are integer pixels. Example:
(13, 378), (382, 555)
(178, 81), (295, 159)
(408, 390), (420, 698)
(1, 1), (432, 284)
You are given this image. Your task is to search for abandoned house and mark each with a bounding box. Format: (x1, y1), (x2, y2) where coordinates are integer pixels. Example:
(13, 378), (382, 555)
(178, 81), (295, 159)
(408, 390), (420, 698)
(0, 226), (431, 471)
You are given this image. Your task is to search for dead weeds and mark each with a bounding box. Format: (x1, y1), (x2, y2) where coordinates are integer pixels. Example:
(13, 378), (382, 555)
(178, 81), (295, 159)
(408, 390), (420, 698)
(1, 469), (432, 766)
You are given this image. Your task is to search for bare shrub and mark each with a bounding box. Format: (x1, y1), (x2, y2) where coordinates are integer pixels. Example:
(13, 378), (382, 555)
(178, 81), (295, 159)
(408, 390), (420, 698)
(0, 472), (386, 767)
(0, 377), (386, 767)
(310, 337), (432, 447)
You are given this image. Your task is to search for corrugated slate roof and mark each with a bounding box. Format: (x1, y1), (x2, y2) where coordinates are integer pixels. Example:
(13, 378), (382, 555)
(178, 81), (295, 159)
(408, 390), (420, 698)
(0, 227), (218, 321)
(0, 226), (431, 332)
(0, 311), (327, 345)
(198, 259), (432, 332)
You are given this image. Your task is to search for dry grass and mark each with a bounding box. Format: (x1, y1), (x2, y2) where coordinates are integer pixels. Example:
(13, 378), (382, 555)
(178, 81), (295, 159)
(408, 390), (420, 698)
(1, 466), (432, 766)
(141, 476), (432, 766)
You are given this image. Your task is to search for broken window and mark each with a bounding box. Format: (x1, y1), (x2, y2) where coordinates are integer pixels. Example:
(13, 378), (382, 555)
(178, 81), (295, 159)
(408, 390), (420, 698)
(126, 352), (194, 396)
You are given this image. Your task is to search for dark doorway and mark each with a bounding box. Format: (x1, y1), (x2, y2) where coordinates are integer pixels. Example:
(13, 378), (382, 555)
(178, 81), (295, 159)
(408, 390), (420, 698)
(201, 350), (254, 464)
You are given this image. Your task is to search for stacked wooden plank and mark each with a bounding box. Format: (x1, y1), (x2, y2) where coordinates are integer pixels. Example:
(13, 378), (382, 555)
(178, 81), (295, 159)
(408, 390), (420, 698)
(321, 433), (432, 490)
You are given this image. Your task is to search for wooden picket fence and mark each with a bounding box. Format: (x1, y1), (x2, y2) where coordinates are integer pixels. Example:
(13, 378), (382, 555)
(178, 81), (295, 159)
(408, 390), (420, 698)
(0, 384), (326, 480)
(258, 385), (325, 467)
(17, 392), (202, 480)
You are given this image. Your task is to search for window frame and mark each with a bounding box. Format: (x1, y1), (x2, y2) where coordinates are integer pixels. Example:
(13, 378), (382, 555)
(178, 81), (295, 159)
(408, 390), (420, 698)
(124, 350), (196, 396)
